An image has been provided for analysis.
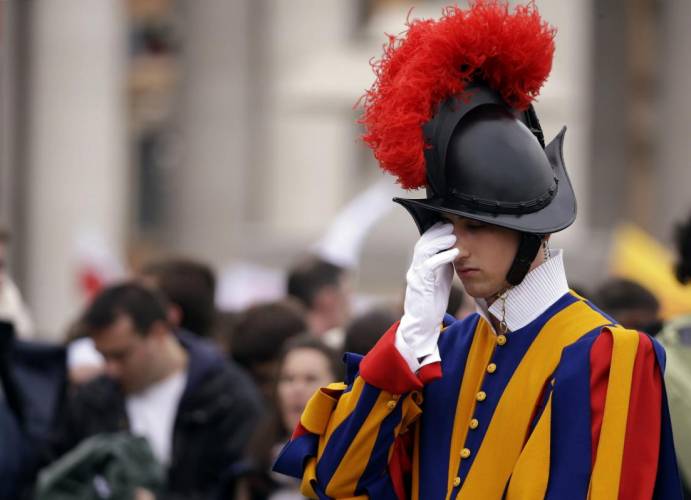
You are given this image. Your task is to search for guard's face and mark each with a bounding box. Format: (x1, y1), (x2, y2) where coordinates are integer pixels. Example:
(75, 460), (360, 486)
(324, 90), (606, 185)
(441, 214), (520, 300)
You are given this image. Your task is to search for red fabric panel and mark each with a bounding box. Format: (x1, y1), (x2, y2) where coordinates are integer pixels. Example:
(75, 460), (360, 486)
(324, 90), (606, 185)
(618, 333), (661, 500)
(418, 362), (442, 385)
(290, 422), (309, 440)
(359, 322), (424, 394)
(388, 431), (413, 500)
(590, 331), (612, 465)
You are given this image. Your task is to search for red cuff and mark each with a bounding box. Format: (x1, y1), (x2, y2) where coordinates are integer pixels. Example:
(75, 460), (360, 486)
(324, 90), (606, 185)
(360, 321), (426, 393)
(418, 362), (443, 384)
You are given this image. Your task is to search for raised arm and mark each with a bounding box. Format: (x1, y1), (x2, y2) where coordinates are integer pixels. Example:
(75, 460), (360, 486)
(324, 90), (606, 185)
(273, 224), (458, 499)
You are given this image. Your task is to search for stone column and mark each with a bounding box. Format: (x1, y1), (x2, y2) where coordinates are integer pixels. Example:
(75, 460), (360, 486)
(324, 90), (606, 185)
(25, 0), (128, 338)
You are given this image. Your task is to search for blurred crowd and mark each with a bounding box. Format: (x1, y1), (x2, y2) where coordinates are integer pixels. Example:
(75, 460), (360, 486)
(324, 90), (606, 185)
(2, 210), (691, 500)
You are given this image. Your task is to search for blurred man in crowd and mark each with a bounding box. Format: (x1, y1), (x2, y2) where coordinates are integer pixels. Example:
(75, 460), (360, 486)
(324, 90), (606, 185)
(593, 277), (663, 336)
(231, 300), (307, 402)
(286, 256), (351, 348)
(52, 283), (263, 499)
(139, 258), (217, 338)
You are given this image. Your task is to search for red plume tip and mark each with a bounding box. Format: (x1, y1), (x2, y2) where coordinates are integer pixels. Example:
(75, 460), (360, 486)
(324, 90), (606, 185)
(359, 0), (556, 190)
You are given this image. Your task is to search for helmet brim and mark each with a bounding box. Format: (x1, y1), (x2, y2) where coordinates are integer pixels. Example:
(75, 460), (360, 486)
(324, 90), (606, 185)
(394, 127), (576, 235)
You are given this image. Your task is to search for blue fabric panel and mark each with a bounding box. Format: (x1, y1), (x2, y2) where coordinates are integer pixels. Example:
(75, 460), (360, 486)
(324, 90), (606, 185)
(443, 313), (457, 328)
(360, 470), (399, 500)
(272, 432), (320, 479)
(356, 399), (404, 495)
(316, 383), (381, 487)
(545, 328), (600, 499)
(343, 352), (364, 386)
(417, 314), (479, 499)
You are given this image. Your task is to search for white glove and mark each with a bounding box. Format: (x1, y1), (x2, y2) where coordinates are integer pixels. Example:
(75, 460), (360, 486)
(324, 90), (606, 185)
(396, 222), (459, 371)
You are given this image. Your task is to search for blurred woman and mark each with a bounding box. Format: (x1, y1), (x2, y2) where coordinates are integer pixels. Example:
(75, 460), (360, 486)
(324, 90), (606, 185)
(237, 335), (341, 500)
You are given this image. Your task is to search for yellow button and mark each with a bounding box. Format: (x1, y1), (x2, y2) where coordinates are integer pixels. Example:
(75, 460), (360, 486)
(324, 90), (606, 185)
(387, 400), (397, 409)
(487, 363), (497, 374)
(469, 418), (479, 429)
(497, 335), (507, 345)
(461, 448), (471, 459)
(453, 476), (461, 487)
(476, 391), (487, 402)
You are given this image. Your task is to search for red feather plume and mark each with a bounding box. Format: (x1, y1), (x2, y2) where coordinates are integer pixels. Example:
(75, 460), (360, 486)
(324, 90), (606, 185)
(359, 1), (556, 189)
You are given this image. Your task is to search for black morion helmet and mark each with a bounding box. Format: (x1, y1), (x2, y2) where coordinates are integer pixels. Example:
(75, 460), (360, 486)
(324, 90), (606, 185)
(394, 83), (576, 285)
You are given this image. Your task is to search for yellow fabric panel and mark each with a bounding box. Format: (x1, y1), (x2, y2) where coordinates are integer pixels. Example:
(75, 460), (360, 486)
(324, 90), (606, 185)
(300, 382), (347, 435)
(322, 378), (366, 445)
(400, 393), (424, 432)
(460, 300), (609, 499)
(445, 319), (496, 500)
(326, 390), (402, 497)
(306, 374), (421, 498)
(316, 378), (367, 491)
(412, 419), (421, 500)
(300, 457), (318, 498)
(505, 393), (553, 500)
(589, 327), (639, 500)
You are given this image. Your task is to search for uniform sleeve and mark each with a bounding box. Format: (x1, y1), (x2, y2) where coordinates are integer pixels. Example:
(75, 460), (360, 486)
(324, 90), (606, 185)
(273, 322), (430, 499)
(547, 326), (683, 500)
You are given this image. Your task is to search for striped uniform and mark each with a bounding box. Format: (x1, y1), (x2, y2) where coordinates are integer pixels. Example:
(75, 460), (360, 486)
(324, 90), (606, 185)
(274, 292), (682, 499)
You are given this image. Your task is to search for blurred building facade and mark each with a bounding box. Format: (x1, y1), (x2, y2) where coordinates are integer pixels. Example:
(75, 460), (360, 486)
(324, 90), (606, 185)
(1, 0), (690, 339)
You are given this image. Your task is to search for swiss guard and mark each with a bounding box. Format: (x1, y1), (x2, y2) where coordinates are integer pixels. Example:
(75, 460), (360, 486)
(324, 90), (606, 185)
(273, 1), (683, 498)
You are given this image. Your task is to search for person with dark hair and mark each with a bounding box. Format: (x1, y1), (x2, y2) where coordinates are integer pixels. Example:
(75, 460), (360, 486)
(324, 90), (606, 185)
(659, 212), (691, 498)
(593, 278), (662, 336)
(343, 307), (399, 356)
(676, 214), (691, 285)
(273, 3), (681, 498)
(231, 300), (307, 402)
(238, 335), (341, 500)
(139, 258), (217, 338)
(286, 256), (351, 346)
(51, 282), (263, 499)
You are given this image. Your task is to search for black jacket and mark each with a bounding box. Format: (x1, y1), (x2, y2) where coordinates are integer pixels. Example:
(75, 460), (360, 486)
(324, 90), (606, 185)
(0, 320), (67, 499)
(52, 331), (263, 499)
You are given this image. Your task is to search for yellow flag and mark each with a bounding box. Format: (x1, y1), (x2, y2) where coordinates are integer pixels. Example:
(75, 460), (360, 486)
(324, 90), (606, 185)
(610, 224), (691, 319)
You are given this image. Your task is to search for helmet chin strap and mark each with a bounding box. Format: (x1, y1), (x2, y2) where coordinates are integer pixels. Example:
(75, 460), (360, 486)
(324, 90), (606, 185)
(505, 233), (544, 286)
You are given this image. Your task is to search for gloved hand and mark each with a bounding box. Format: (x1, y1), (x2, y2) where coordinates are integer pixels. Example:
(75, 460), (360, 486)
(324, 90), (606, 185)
(396, 222), (459, 369)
